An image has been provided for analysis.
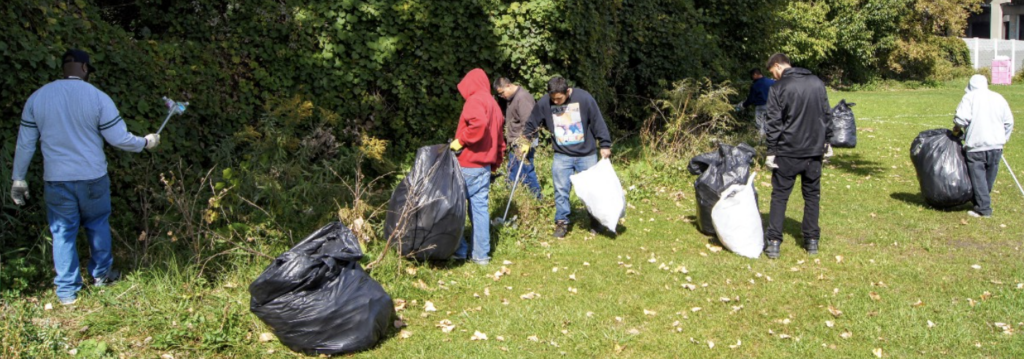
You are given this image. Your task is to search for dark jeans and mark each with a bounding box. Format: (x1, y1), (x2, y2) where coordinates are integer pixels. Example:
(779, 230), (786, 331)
(507, 145), (542, 198)
(966, 149), (1002, 216)
(766, 156), (822, 243)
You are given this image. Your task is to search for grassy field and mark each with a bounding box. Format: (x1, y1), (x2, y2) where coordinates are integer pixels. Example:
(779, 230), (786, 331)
(3, 79), (1024, 358)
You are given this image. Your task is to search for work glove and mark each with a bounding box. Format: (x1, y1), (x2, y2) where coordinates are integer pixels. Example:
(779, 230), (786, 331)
(144, 134), (160, 150)
(765, 155), (778, 170)
(450, 139), (463, 152)
(517, 142), (531, 160)
(11, 180), (28, 206)
(824, 143), (834, 158)
(600, 148), (612, 159)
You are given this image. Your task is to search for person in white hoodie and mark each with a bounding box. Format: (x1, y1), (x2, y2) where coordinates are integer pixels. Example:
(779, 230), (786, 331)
(954, 74), (1014, 218)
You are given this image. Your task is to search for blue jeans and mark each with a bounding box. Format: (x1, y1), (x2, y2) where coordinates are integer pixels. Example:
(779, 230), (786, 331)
(507, 145), (542, 198)
(552, 152), (598, 223)
(44, 174), (114, 300)
(455, 166), (491, 262)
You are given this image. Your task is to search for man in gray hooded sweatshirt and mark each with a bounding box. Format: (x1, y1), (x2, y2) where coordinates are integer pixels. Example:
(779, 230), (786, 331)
(954, 74), (1014, 218)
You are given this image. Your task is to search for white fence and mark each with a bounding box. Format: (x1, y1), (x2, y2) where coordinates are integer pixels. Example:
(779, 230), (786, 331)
(962, 37), (1024, 73)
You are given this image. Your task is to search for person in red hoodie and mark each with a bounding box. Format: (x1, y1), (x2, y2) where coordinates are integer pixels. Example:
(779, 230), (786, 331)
(450, 68), (505, 265)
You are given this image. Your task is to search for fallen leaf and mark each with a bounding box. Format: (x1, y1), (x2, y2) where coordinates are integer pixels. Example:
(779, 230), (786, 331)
(912, 299), (924, 307)
(627, 328), (640, 335)
(779, 334), (791, 339)
(424, 301), (437, 312)
(674, 266), (689, 274)
(968, 298), (977, 307)
(471, 331), (488, 341)
(643, 309), (656, 316)
(729, 339), (741, 349)
(259, 333), (276, 342)
(552, 267), (559, 273)
(615, 316), (623, 322)
(496, 336), (505, 341)
(528, 335), (539, 342)
(927, 320), (936, 328)
(691, 307), (703, 312)
(583, 262), (591, 266)
(971, 264), (982, 270)
(825, 320), (835, 328)
(614, 343), (625, 353)
(436, 319), (455, 333)
(828, 306), (843, 318)
(399, 330), (413, 339)
(706, 244), (723, 253)
(708, 340), (715, 349)
(980, 291), (992, 300)
(873, 348), (883, 358)
(568, 287), (578, 294)
(394, 299), (407, 312)
(520, 292), (540, 300)
(869, 292), (881, 301)
(681, 283), (696, 290)
(569, 273), (577, 281)
(44, 303), (53, 311)
(840, 331), (853, 339)
(484, 288), (491, 296)
(503, 260), (513, 265)
(161, 355), (174, 359)
(413, 279), (429, 290)
(719, 297), (731, 303)
(405, 267), (418, 276)
(960, 219), (969, 225)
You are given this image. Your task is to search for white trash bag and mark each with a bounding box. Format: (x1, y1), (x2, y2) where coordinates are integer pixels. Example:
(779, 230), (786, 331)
(570, 159), (626, 233)
(711, 172), (763, 258)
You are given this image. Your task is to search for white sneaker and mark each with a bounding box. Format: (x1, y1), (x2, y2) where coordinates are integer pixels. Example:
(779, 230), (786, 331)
(967, 210), (991, 218)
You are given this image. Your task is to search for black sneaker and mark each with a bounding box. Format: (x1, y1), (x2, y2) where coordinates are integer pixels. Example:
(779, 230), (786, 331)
(553, 221), (568, 239)
(764, 240), (781, 259)
(804, 239), (819, 255)
(94, 269), (121, 287)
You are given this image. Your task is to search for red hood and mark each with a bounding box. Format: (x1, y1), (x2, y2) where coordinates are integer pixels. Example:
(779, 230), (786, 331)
(458, 68), (490, 100)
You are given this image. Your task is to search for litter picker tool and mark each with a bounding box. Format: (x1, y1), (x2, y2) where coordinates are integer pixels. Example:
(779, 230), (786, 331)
(492, 152), (527, 227)
(1002, 156), (1024, 198)
(157, 96), (189, 134)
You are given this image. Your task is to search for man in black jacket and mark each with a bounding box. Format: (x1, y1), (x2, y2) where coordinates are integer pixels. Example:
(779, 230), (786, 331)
(763, 53), (833, 259)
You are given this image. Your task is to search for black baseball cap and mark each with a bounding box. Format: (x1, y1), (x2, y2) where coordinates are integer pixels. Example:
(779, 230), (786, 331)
(62, 49), (96, 73)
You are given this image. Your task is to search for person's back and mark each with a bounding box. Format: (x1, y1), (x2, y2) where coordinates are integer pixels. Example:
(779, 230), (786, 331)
(23, 79), (140, 181)
(954, 74), (1014, 218)
(957, 76), (1013, 152)
(766, 67), (832, 158)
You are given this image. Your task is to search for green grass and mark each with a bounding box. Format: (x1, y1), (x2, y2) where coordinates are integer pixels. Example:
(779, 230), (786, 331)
(3, 79), (1024, 358)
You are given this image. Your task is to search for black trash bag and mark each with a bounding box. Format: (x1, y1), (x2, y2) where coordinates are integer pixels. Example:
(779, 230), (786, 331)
(385, 144), (466, 261)
(688, 143), (757, 235)
(910, 129), (973, 208)
(830, 99), (857, 148)
(249, 222), (394, 355)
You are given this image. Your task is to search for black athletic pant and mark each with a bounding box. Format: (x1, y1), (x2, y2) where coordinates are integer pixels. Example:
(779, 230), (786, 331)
(965, 149), (1002, 216)
(765, 156), (822, 243)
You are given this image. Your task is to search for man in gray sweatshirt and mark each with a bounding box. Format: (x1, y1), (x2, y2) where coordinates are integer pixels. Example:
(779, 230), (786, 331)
(11, 49), (161, 305)
(954, 74), (1014, 218)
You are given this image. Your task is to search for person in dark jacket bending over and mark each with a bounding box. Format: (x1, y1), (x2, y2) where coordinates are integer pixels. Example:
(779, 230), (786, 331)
(522, 76), (612, 238)
(737, 68), (776, 141)
(493, 77), (542, 198)
(450, 69), (506, 265)
(763, 53), (833, 259)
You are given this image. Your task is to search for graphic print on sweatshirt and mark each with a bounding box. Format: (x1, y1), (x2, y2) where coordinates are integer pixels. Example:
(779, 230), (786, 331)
(552, 103), (584, 146)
